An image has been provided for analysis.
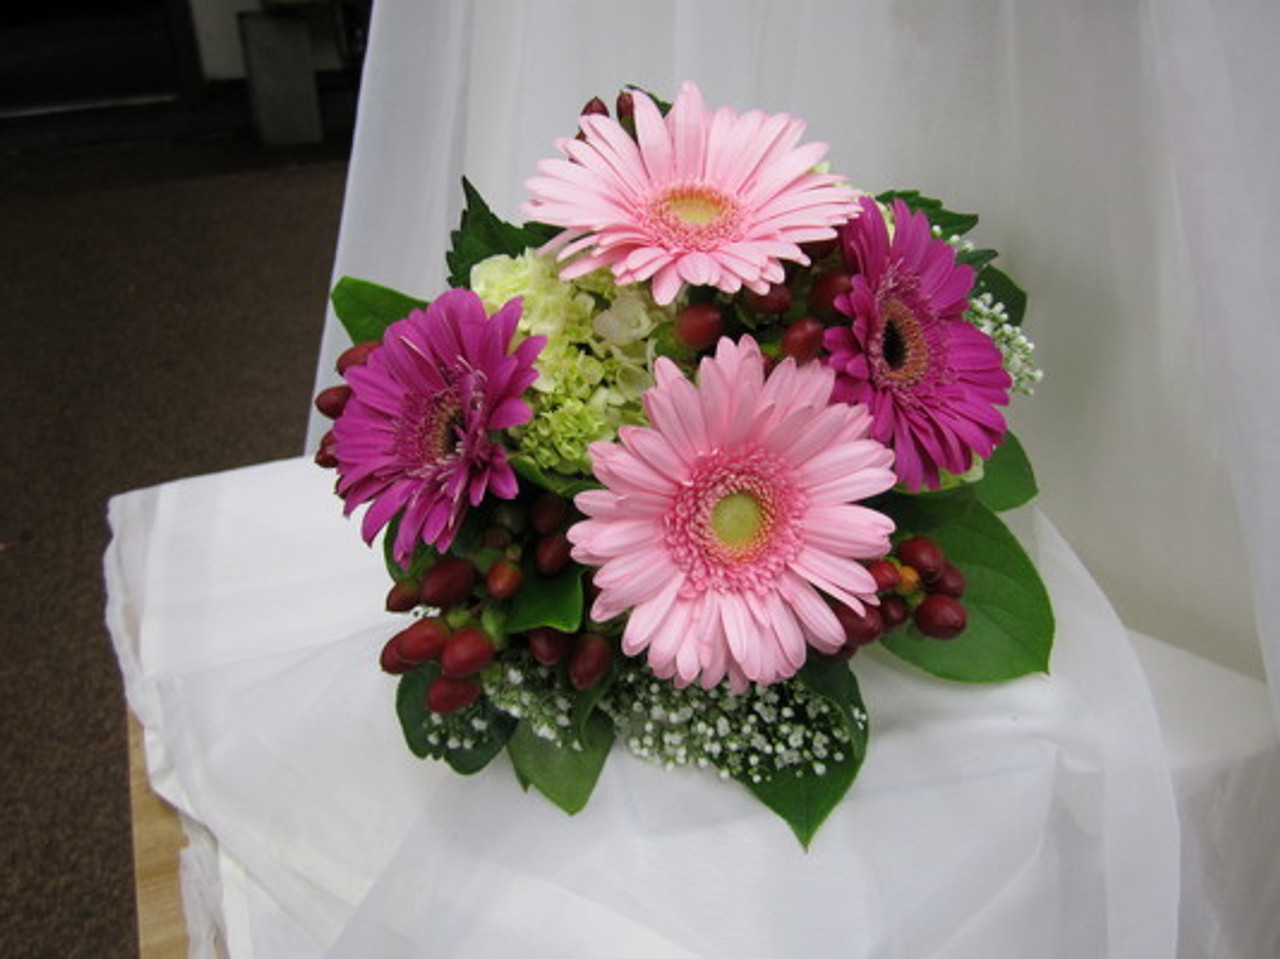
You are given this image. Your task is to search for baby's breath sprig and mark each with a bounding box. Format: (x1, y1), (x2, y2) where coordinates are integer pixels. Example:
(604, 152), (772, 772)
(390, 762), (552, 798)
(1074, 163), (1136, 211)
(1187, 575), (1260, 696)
(599, 666), (857, 784)
(966, 292), (1043, 395)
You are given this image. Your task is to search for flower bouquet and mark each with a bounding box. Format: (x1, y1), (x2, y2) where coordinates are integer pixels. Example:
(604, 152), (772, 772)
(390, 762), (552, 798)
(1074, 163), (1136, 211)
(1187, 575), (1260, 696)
(313, 83), (1052, 846)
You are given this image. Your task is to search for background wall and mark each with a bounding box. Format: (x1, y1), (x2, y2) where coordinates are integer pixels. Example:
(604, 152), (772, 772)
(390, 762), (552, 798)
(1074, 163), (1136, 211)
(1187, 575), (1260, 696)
(188, 0), (346, 80)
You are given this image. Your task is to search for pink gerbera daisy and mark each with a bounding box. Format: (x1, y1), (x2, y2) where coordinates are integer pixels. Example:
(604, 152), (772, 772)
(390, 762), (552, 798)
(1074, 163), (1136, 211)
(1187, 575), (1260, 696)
(568, 337), (896, 691)
(823, 196), (1011, 490)
(333, 289), (544, 565)
(522, 82), (859, 305)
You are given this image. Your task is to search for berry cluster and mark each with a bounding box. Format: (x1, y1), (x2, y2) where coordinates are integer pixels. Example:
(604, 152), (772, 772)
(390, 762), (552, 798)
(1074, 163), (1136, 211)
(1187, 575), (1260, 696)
(829, 535), (969, 657)
(373, 490), (616, 714)
(670, 249), (842, 364)
(312, 340), (379, 468)
(312, 342), (616, 713)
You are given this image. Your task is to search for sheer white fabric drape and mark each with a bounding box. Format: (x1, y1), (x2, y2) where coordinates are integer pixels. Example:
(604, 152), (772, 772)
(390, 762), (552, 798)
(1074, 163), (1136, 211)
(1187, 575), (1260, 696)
(308, 0), (1279, 714)
(100, 2), (1280, 956)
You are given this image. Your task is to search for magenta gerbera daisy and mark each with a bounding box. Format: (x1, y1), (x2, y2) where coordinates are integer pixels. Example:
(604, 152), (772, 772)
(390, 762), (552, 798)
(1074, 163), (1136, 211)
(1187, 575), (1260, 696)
(522, 82), (860, 305)
(332, 289), (545, 565)
(823, 196), (1012, 491)
(568, 336), (896, 691)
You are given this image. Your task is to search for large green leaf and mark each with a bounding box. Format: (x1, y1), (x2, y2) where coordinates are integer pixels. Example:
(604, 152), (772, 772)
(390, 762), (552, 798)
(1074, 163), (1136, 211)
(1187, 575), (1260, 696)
(973, 432), (1038, 512)
(877, 189), (980, 237)
(330, 276), (428, 345)
(506, 561), (585, 634)
(506, 710), (615, 814)
(974, 264), (1027, 326)
(445, 178), (560, 289)
(879, 498), (1054, 681)
(736, 660), (869, 848)
(395, 665), (515, 773)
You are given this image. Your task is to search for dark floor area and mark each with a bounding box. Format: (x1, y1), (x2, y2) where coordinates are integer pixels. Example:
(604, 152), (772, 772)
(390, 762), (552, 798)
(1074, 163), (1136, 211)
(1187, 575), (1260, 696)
(0, 120), (349, 957)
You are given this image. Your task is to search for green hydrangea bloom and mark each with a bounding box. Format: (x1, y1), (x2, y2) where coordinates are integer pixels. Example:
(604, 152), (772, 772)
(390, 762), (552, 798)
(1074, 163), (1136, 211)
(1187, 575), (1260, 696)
(470, 251), (673, 475)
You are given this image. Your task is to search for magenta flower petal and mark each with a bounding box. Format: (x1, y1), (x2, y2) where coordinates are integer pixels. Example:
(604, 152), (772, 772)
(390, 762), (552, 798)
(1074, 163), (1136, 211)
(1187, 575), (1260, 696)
(824, 197), (1012, 490)
(332, 289), (542, 564)
(523, 82), (860, 305)
(568, 336), (895, 690)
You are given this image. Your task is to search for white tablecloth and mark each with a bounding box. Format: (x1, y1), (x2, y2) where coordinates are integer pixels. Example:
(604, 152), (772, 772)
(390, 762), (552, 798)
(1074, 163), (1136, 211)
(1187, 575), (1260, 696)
(106, 458), (1280, 958)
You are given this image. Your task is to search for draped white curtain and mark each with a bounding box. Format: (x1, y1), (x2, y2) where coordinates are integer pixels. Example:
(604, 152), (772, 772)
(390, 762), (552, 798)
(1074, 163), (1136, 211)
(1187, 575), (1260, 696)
(308, 0), (1280, 717)
(98, 2), (1280, 955)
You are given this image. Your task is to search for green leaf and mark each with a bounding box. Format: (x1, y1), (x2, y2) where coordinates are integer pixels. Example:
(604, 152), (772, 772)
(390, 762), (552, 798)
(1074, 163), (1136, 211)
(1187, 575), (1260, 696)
(623, 83), (673, 115)
(506, 710), (615, 814)
(955, 247), (998, 271)
(736, 661), (868, 848)
(975, 264), (1027, 326)
(973, 432), (1038, 512)
(877, 189), (980, 237)
(382, 515), (438, 583)
(445, 178), (560, 289)
(866, 484), (977, 528)
(331, 276), (428, 345)
(395, 665), (516, 773)
(506, 562), (585, 634)
(570, 668), (616, 742)
(880, 499), (1054, 681)
(510, 454), (602, 499)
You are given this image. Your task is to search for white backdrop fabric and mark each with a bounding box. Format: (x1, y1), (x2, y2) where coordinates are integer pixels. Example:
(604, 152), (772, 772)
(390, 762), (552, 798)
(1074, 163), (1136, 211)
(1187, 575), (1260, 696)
(105, 456), (1277, 958)
(115, 1), (1280, 955)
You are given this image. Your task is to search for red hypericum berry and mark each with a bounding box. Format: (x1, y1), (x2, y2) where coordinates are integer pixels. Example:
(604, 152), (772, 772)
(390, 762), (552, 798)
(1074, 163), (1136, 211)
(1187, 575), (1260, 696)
(896, 536), (946, 585)
(779, 317), (826, 363)
(895, 564), (922, 596)
(534, 532), (572, 577)
(486, 558), (523, 600)
(396, 617), (451, 663)
(531, 493), (569, 535)
(914, 594), (968, 639)
(580, 96), (609, 117)
(867, 558), (901, 593)
(932, 562), (966, 598)
(426, 675), (483, 714)
(314, 384), (352, 419)
(615, 90), (635, 123)
(420, 556), (476, 609)
(743, 282), (793, 315)
(800, 237), (838, 262)
(527, 627), (574, 666)
(674, 303), (724, 351)
(808, 270), (853, 320)
(832, 602), (884, 647)
(440, 627), (496, 678)
(385, 579), (420, 612)
(314, 430), (338, 469)
(569, 632), (613, 690)
(880, 595), (909, 632)
(336, 340), (379, 375)
(379, 636), (414, 674)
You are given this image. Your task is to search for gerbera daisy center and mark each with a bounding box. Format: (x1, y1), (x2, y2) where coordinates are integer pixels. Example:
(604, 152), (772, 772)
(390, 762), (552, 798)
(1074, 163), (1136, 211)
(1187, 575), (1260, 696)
(666, 191), (725, 225)
(875, 298), (932, 388)
(711, 492), (765, 548)
(648, 185), (741, 249)
(665, 448), (805, 593)
(397, 390), (464, 471)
